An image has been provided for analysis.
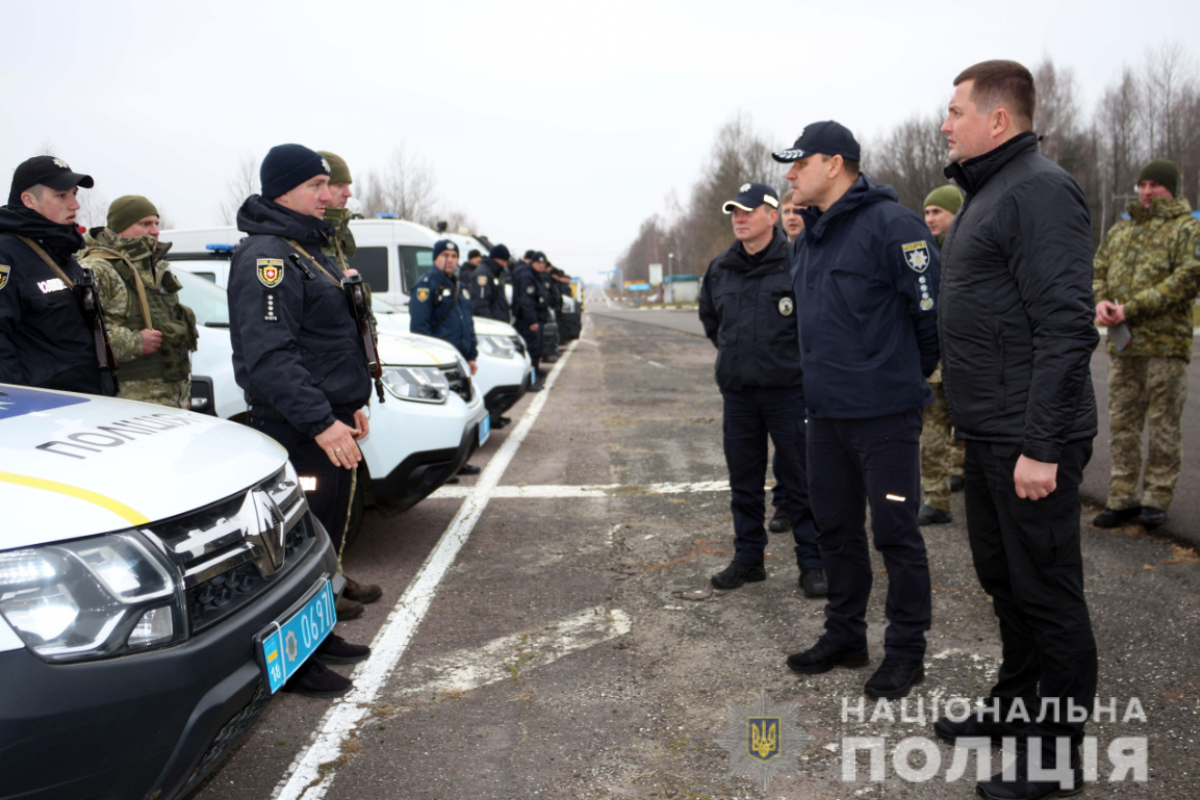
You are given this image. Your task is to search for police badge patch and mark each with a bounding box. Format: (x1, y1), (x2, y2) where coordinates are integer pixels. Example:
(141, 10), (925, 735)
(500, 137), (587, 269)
(257, 259), (284, 287)
(525, 285), (535, 294)
(0, 265), (9, 291)
(778, 296), (794, 316)
(920, 297), (934, 311)
(416, 287), (430, 302)
(478, 275), (488, 286)
(902, 241), (931, 273)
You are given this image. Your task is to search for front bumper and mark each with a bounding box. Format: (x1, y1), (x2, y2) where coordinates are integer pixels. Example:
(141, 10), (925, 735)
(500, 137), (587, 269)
(370, 403), (489, 514)
(0, 522), (338, 800)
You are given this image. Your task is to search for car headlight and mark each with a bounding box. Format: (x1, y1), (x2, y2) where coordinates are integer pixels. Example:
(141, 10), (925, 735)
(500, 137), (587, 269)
(380, 366), (451, 403)
(477, 335), (516, 359)
(0, 532), (183, 662)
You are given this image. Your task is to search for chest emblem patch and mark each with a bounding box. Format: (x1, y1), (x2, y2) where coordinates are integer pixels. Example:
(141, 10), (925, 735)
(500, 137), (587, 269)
(902, 241), (931, 273)
(416, 287), (430, 302)
(778, 296), (794, 316)
(0, 265), (9, 291)
(478, 275), (488, 286)
(920, 297), (934, 311)
(257, 259), (284, 287)
(525, 285), (535, 294)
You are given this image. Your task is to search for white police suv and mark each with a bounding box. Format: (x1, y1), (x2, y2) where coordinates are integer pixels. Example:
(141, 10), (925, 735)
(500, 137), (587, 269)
(0, 384), (341, 800)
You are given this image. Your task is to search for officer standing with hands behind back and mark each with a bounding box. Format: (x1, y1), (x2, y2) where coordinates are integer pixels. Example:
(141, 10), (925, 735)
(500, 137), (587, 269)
(227, 143), (373, 698)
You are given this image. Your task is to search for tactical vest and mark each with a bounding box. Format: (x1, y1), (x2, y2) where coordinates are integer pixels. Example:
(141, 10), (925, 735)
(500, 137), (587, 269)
(84, 248), (198, 381)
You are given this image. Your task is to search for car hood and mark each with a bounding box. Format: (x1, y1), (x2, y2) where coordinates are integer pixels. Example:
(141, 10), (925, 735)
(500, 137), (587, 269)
(0, 385), (288, 547)
(376, 331), (459, 367)
(374, 308), (519, 338)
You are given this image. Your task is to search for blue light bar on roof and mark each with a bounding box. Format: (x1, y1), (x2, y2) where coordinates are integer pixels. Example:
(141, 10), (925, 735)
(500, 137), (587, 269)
(376, 212), (397, 219)
(206, 243), (235, 252)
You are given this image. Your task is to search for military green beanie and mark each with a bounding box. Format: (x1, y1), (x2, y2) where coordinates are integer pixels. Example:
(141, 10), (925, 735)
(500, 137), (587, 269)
(923, 185), (963, 214)
(1138, 159), (1178, 197)
(107, 195), (159, 234)
(318, 151), (353, 184)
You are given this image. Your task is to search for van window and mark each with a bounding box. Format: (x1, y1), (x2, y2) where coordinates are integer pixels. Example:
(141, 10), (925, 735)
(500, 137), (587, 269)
(346, 246), (388, 292)
(399, 246), (433, 294)
(175, 270), (230, 326)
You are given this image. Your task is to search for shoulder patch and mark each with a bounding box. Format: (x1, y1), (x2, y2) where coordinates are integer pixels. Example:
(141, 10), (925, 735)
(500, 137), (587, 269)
(462, 288), (471, 300)
(478, 275), (488, 286)
(257, 258), (284, 287)
(525, 285), (535, 294)
(902, 241), (931, 273)
(0, 265), (9, 291)
(416, 287), (430, 302)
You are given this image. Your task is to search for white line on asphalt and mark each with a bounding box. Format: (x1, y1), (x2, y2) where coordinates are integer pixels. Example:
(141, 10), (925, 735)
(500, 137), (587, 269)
(394, 606), (631, 700)
(646, 360), (665, 368)
(578, 337), (598, 346)
(271, 337), (583, 800)
(428, 480), (736, 499)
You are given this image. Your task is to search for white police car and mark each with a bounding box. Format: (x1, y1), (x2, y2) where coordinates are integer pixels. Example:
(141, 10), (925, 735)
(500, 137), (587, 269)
(0, 384), (339, 800)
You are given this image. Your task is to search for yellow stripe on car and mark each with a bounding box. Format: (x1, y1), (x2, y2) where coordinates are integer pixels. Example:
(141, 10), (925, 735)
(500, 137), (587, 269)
(0, 471), (150, 525)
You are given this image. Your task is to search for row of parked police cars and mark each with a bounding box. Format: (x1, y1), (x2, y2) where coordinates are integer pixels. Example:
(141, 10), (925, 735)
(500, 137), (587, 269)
(0, 219), (581, 800)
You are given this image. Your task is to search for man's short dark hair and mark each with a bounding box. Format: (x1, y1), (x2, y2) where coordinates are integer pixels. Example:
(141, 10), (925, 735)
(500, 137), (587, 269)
(821, 154), (861, 179)
(954, 60), (1035, 130)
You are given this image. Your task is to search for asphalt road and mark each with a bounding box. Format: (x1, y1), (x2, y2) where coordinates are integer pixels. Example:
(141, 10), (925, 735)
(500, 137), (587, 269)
(191, 311), (1199, 800)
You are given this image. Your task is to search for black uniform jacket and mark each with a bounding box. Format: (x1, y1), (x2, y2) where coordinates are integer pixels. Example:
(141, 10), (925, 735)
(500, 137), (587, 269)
(511, 262), (548, 324)
(699, 229), (803, 392)
(468, 257), (511, 322)
(228, 195), (371, 440)
(940, 132), (1099, 463)
(0, 205), (103, 393)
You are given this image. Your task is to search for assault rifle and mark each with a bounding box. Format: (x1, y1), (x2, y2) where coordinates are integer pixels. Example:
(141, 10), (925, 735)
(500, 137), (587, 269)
(76, 268), (120, 396)
(342, 273), (384, 403)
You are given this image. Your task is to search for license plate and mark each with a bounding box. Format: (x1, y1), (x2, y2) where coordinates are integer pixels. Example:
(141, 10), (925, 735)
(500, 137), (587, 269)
(255, 577), (336, 694)
(478, 413), (491, 446)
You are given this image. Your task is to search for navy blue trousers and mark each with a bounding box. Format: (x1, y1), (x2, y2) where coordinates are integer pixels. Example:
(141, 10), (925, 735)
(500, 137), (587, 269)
(722, 387), (821, 570)
(771, 451), (787, 507)
(516, 319), (543, 370)
(807, 410), (930, 659)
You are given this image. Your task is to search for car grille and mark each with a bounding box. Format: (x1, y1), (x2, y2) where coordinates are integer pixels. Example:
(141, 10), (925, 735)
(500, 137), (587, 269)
(439, 363), (473, 403)
(141, 466), (315, 634)
(177, 681), (272, 798)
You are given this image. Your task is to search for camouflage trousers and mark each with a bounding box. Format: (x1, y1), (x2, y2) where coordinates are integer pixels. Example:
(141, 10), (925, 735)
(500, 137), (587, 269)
(921, 382), (965, 512)
(119, 378), (191, 409)
(1107, 355), (1188, 511)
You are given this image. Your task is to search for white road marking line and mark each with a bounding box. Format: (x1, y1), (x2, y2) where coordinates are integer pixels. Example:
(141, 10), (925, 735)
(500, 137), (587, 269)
(394, 606), (631, 700)
(272, 337), (583, 800)
(578, 337), (598, 346)
(428, 479), (737, 499)
(646, 360), (665, 368)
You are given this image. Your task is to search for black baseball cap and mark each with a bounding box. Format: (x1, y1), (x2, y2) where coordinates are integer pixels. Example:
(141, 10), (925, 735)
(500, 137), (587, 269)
(533, 251), (548, 263)
(8, 155), (94, 206)
(722, 182), (780, 214)
(772, 121), (861, 163)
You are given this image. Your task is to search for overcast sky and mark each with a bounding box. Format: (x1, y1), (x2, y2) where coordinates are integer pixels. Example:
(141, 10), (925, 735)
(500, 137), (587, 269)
(3, 0), (1197, 283)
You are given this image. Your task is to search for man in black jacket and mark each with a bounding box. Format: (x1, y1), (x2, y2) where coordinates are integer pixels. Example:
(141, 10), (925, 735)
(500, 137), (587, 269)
(777, 123), (938, 700)
(469, 243), (512, 323)
(935, 61), (1098, 800)
(0, 156), (112, 395)
(698, 182), (824, 596)
(228, 143), (373, 698)
(511, 250), (549, 389)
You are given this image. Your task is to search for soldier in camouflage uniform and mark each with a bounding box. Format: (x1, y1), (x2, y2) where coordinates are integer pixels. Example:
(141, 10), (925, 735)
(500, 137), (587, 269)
(76, 196), (197, 408)
(1093, 159), (1200, 530)
(918, 185), (965, 526)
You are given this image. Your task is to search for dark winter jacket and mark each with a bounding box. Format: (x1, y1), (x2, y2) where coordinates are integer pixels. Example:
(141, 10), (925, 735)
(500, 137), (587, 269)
(410, 266), (478, 361)
(939, 132), (1099, 462)
(699, 229), (803, 392)
(0, 205), (104, 393)
(469, 257), (511, 322)
(511, 262), (548, 324)
(793, 175), (940, 419)
(228, 195), (371, 439)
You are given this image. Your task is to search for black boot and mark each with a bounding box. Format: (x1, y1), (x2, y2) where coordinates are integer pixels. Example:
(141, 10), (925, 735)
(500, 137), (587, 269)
(786, 635), (869, 674)
(710, 561), (766, 590)
(863, 655), (924, 698)
(976, 749), (1083, 800)
(317, 634), (371, 665)
(798, 568), (828, 597)
(1091, 506), (1141, 528)
(767, 502), (792, 533)
(284, 658), (352, 698)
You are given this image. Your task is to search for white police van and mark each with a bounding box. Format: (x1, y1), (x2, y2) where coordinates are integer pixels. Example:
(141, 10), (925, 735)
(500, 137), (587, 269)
(0, 384), (339, 800)
(161, 222), (532, 426)
(174, 270), (488, 521)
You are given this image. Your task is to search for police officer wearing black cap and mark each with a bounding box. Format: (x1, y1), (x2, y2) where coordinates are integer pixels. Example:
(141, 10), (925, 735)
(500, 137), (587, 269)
(776, 122), (939, 699)
(469, 244), (512, 323)
(228, 143), (372, 697)
(0, 156), (115, 395)
(511, 249), (549, 390)
(410, 239), (478, 374)
(699, 182), (825, 597)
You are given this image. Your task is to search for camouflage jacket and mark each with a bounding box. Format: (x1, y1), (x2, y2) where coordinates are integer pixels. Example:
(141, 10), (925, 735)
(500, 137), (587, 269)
(1093, 197), (1200, 360)
(321, 206), (357, 267)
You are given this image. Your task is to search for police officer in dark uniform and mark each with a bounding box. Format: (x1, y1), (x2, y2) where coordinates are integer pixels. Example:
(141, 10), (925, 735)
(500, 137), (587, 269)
(776, 122), (938, 699)
(227, 144), (371, 698)
(511, 249), (549, 390)
(698, 182), (825, 596)
(469, 243), (512, 323)
(0, 156), (114, 395)
(535, 253), (562, 364)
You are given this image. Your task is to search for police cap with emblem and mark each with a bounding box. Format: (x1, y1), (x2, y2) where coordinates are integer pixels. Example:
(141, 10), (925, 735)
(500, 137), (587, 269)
(722, 182), (779, 214)
(433, 239), (459, 260)
(260, 144), (331, 201)
(771, 120), (861, 163)
(8, 155), (95, 206)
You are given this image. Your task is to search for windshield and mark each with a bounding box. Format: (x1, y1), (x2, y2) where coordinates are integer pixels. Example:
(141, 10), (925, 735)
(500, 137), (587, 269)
(175, 268), (230, 326)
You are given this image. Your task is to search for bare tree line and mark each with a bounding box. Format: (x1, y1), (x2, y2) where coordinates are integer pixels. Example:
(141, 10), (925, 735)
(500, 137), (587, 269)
(619, 42), (1200, 282)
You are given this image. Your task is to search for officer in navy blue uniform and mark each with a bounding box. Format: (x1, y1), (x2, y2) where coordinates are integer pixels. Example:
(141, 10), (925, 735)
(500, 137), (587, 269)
(511, 249), (549, 390)
(468, 244), (512, 323)
(775, 123), (939, 699)
(227, 143), (372, 697)
(698, 182), (825, 596)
